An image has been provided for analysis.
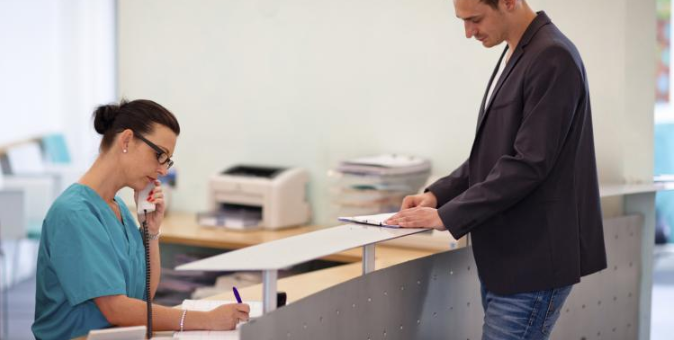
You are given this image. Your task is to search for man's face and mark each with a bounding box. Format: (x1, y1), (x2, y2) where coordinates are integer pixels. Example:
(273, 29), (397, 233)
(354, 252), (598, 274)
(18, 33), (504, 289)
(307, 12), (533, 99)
(454, 0), (508, 48)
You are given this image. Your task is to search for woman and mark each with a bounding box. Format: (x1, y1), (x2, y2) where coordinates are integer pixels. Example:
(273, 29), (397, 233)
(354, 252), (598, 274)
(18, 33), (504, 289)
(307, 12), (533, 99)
(32, 99), (249, 339)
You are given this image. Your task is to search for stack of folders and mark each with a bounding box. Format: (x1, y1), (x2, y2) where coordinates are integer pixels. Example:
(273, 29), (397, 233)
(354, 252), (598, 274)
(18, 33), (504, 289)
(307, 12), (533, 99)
(328, 154), (431, 225)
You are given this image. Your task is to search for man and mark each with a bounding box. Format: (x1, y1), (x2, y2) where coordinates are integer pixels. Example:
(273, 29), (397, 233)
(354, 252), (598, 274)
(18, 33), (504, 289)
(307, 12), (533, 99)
(386, 0), (607, 339)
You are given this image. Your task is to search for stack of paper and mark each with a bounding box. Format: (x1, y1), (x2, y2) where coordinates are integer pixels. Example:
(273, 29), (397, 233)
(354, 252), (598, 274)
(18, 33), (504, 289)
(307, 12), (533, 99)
(337, 154), (431, 176)
(329, 154), (431, 224)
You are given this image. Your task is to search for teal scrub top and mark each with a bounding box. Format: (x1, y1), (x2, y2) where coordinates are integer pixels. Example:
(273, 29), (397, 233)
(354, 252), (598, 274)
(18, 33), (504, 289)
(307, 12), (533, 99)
(32, 183), (147, 340)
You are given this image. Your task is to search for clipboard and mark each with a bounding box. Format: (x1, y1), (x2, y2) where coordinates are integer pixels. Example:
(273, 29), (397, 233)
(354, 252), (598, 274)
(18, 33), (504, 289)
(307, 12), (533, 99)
(338, 213), (400, 228)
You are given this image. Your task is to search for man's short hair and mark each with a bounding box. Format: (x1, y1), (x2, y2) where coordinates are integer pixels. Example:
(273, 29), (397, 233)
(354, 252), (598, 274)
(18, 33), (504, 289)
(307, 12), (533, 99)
(480, 0), (499, 9)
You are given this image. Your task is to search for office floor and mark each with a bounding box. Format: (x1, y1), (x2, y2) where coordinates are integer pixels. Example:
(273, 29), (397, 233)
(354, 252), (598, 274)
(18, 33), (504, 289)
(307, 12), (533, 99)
(2, 275), (35, 340)
(2, 249), (674, 340)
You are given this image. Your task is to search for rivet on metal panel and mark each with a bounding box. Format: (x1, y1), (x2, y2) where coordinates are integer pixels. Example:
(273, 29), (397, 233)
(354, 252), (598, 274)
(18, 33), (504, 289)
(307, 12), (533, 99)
(368, 297), (372, 302)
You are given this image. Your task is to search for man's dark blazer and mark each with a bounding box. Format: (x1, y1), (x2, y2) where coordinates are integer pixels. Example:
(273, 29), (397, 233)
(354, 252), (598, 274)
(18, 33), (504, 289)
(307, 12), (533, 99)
(427, 12), (607, 295)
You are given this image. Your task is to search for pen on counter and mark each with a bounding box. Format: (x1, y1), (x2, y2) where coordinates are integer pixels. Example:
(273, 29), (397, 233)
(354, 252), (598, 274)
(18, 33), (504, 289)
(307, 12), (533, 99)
(233, 286), (243, 303)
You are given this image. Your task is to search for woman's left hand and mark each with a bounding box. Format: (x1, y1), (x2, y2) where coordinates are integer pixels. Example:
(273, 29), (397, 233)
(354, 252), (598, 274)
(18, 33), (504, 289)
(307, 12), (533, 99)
(135, 180), (165, 234)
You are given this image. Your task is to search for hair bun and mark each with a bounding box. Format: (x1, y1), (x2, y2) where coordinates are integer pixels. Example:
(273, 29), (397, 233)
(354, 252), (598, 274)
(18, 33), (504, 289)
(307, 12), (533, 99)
(93, 104), (120, 134)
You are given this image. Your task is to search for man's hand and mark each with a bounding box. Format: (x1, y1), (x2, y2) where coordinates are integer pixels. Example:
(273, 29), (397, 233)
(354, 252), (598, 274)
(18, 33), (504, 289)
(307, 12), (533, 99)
(385, 207), (445, 230)
(400, 192), (438, 210)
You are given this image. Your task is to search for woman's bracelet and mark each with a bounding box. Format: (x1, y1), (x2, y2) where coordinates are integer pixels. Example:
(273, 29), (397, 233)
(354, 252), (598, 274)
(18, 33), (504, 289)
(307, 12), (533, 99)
(180, 309), (188, 332)
(141, 227), (161, 241)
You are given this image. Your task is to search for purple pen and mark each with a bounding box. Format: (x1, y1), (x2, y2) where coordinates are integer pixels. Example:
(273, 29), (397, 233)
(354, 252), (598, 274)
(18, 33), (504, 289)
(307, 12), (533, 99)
(233, 286), (243, 303)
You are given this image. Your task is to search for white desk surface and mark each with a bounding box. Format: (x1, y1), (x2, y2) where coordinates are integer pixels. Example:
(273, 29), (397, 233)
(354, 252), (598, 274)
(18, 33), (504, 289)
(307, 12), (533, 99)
(599, 181), (674, 198)
(177, 224), (427, 271)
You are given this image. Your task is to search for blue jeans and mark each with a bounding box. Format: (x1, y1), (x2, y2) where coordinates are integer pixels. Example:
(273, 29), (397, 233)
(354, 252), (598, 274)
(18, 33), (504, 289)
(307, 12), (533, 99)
(480, 282), (573, 340)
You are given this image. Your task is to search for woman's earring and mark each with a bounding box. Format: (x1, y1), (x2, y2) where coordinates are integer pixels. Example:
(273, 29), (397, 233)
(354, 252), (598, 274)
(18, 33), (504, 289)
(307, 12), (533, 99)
(123, 149), (127, 153)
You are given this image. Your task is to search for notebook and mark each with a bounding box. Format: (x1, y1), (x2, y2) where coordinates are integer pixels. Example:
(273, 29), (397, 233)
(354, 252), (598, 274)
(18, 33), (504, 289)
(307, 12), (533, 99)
(338, 212), (400, 228)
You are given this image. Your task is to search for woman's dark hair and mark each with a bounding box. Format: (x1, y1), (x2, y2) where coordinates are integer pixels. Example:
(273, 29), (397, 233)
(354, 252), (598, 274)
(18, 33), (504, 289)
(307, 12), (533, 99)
(92, 99), (180, 151)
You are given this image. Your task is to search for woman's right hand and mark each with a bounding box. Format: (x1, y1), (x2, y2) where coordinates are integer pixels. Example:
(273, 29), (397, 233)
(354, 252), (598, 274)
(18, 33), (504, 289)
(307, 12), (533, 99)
(207, 303), (250, 330)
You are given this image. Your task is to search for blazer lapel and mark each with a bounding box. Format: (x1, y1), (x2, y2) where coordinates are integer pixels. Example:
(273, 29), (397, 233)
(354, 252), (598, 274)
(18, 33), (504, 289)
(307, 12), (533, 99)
(474, 11), (553, 136)
(475, 47), (524, 134)
(477, 46), (508, 133)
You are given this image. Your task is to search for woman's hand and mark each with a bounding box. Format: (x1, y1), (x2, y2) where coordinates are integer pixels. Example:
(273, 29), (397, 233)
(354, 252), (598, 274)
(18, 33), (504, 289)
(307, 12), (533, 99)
(135, 180), (165, 234)
(207, 303), (250, 330)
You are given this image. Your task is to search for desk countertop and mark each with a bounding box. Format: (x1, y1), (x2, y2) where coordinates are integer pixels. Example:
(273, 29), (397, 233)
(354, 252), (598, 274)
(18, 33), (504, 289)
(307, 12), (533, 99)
(160, 212), (447, 263)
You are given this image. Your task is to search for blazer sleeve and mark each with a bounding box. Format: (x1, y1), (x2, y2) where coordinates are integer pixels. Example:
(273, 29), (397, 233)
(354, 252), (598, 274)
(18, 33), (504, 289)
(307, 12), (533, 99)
(438, 45), (583, 240)
(426, 159), (469, 207)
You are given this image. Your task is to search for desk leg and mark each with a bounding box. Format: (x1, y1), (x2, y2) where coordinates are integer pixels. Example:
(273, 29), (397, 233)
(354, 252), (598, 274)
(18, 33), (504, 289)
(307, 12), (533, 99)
(625, 192), (655, 340)
(362, 244), (375, 275)
(262, 270), (278, 314)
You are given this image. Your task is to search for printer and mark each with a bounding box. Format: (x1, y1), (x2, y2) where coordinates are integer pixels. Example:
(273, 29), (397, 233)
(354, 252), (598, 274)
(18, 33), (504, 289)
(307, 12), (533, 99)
(204, 165), (311, 230)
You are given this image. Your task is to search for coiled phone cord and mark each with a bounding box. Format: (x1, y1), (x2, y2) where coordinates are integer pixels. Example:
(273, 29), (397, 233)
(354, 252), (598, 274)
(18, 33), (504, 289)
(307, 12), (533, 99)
(142, 210), (153, 339)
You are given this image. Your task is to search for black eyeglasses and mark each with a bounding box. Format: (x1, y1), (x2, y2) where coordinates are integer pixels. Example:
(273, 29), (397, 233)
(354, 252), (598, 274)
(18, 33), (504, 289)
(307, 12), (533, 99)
(133, 132), (174, 169)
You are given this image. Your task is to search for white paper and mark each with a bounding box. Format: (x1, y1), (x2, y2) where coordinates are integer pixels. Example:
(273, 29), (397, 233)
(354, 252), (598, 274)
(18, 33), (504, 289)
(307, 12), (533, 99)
(87, 326), (146, 340)
(342, 154), (427, 168)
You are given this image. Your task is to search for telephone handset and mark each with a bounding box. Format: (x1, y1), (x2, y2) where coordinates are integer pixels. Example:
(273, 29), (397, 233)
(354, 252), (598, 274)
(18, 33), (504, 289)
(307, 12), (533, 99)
(137, 183), (156, 215)
(138, 182), (155, 339)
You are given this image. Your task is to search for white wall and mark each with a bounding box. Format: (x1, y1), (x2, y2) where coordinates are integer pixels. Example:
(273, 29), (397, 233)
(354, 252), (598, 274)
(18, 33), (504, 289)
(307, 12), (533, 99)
(118, 0), (655, 224)
(0, 0), (116, 170)
(0, 1), (63, 144)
